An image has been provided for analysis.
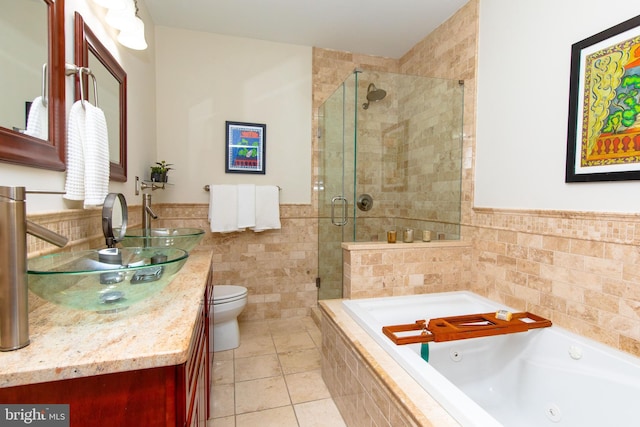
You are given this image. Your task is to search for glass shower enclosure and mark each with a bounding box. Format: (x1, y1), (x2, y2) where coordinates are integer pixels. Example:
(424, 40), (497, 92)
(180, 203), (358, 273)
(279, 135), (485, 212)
(317, 69), (464, 300)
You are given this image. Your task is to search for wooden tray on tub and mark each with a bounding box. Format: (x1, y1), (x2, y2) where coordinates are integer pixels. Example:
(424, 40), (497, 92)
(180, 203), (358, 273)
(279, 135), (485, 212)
(382, 311), (552, 345)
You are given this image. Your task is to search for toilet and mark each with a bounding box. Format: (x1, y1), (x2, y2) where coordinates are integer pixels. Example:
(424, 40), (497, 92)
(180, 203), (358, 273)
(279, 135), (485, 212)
(212, 285), (248, 352)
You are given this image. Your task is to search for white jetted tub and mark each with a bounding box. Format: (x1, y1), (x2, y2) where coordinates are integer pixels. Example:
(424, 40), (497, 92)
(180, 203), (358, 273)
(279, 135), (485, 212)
(342, 291), (640, 427)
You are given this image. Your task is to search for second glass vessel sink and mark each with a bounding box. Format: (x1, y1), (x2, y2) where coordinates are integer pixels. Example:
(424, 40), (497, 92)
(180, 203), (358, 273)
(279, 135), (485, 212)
(120, 228), (205, 252)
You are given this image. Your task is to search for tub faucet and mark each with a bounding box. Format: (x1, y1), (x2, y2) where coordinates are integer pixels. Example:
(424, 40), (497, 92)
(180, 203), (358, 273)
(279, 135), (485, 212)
(142, 193), (158, 237)
(0, 186), (68, 351)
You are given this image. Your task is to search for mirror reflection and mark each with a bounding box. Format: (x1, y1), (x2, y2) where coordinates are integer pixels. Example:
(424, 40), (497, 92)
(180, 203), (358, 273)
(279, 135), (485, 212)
(88, 51), (120, 167)
(75, 12), (127, 182)
(0, 0), (48, 137)
(0, 0), (65, 171)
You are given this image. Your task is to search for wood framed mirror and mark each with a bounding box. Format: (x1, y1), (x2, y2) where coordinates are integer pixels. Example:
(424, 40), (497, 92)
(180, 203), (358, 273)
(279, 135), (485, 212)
(0, 0), (65, 170)
(74, 12), (128, 182)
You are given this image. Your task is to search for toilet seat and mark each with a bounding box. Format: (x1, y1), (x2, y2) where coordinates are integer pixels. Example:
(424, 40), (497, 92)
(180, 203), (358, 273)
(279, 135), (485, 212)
(213, 285), (247, 305)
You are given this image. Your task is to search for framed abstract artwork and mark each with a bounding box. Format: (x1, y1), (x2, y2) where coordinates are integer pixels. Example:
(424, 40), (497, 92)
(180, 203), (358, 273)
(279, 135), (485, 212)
(225, 121), (266, 174)
(566, 14), (640, 182)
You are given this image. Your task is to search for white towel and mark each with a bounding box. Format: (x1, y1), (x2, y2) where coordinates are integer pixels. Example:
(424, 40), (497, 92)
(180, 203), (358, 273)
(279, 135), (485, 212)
(64, 101), (86, 201)
(63, 101), (110, 208)
(252, 185), (281, 232)
(209, 185), (239, 233)
(236, 184), (256, 229)
(83, 103), (110, 207)
(24, 96), (48, 140)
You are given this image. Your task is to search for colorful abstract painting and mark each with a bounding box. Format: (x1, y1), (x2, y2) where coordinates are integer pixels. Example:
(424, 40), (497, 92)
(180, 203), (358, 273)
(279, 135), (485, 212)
(566, 15), (640, 182)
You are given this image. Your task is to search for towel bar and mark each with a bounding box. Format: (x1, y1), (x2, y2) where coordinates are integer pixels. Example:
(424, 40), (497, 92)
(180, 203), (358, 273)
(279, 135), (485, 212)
(65, 63), (99, 108)
(203, 185), (281, 192)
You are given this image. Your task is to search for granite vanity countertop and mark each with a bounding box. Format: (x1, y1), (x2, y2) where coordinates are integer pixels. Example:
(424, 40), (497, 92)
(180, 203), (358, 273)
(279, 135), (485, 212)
(0, 249), (213, 389)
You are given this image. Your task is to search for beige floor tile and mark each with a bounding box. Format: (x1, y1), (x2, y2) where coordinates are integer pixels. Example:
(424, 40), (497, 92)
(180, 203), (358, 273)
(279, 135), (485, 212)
(235, 354), (281, 382)
(273, 331), (316, 353)
(240, 320), (271, 337)
(233, 334), (276, 358)
(236, 406), (299, 427)
(207, 415), (234, 427)
(301, 316), (319, 330)
(294, 398), (347, 427)
(211, 383), (234, 418)
(213, 349), (234, 361)
(285, 370), (331, 404)
(212, 317), (346, 426)
(268, 317), (309, 335)
(212, 359), (234, 385)
(279, 348), (322, 374)
(235, 376), (291, 414)
(308, 328), (322, 348)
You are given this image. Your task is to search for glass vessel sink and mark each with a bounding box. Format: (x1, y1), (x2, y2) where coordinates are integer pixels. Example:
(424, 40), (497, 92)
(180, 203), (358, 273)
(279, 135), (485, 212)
(28, 247), (188, 312)
(120, 228), (205, 252)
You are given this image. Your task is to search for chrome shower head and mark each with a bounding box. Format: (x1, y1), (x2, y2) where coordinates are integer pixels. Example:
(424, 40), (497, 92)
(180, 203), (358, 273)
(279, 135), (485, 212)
(362, 83), (387, 109)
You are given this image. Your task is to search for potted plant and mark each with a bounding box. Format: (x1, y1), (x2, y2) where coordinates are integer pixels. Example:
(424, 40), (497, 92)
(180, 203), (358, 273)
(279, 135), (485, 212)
(150, 161), (173, 183)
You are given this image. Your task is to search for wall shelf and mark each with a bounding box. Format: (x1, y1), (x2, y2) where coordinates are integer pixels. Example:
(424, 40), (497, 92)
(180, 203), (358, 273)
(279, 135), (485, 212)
(135, 176), (171, 195)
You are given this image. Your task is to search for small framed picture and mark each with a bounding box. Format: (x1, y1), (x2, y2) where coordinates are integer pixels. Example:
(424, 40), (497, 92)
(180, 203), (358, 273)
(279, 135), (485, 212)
(225, 121), (266, 174)
(566, 14), (640, 182)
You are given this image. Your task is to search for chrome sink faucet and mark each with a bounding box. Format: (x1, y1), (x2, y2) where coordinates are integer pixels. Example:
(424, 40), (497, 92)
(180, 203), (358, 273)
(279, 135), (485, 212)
(142, 193), (158, 237)
(0, 186), (68, 351)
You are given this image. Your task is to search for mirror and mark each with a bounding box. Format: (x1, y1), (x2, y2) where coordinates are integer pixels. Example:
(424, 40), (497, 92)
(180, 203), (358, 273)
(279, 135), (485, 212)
(75, 12), (127, 182)
(0, 0), (65, 170)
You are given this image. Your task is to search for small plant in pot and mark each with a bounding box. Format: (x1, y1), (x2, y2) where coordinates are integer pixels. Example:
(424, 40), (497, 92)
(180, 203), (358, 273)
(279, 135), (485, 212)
(150, 161), (173, 183)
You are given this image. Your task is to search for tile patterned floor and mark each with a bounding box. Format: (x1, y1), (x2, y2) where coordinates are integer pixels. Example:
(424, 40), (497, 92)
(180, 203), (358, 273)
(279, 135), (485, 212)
(208, 317), (346, 427)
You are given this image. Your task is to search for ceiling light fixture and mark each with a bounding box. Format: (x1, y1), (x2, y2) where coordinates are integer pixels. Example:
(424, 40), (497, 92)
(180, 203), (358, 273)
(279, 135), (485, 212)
(93, 0), (148, 51)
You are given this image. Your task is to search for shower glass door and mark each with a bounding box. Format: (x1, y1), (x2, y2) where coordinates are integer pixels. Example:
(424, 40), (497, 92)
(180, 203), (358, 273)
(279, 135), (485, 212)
(317, 73), (358, 300)
(317, 70), (464, 301)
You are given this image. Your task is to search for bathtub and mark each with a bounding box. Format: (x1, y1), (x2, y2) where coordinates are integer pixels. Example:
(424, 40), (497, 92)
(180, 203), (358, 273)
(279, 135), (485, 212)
(342, 291), (640, 427)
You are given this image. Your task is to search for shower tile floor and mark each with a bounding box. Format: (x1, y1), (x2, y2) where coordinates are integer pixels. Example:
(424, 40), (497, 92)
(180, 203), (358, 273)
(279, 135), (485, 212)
(208, 316), (346, 427)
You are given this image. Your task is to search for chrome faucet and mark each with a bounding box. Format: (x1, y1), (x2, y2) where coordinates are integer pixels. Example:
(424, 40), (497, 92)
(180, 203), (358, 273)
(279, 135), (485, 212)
(142, 193), (158, 238)
(0, 186), (68, 351)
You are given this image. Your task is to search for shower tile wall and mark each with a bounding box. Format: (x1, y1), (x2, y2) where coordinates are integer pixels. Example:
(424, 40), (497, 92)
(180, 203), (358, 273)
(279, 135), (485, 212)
(355, 71), (401, 242)
(355, 73), (463, 242)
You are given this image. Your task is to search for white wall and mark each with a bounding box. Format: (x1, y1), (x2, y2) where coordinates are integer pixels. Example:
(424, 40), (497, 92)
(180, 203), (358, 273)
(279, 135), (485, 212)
(153, 28), (312, 205)
(475, 0), (640, 212)
(1, 0), (157, 213)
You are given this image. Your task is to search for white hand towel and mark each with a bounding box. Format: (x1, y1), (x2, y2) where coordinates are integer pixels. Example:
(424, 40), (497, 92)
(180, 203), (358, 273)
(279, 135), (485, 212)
(64, 101), (86, 201)
(83, 104), (110, 208)
(209, 185), (239, 233)
(236, 184), (256, 229)
(24, 96), (48, 140)
(252, 185), (281, 232)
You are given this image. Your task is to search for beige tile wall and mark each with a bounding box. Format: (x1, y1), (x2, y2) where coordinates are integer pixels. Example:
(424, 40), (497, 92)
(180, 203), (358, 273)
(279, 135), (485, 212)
(343, 242), (472, 299)
(150, 204), (318, 321)
(467, 208), (640, 356)
(321, 310), (423, 427)
(26, 209), (107, 257)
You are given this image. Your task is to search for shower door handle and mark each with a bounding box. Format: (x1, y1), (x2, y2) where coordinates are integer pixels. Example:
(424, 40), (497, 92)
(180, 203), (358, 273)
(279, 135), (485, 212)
(331, 196), (348, 226)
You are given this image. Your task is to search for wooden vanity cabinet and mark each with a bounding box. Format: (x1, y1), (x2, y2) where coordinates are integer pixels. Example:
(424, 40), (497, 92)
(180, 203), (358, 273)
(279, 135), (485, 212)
(0, 281), (212, 427)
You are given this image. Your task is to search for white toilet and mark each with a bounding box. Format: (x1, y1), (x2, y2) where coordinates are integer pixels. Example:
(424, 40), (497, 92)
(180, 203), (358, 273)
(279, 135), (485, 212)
(212, 285), (248, 352)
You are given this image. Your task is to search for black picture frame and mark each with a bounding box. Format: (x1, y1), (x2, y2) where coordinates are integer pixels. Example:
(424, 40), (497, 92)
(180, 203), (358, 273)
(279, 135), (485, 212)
(225, 121), (266, 174)
(566, 14), (640, 182)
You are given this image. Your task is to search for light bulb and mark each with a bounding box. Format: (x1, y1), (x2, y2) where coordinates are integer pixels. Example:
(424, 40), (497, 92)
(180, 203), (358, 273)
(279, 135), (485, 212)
(117, 17), (148, 50)
(105, 0), (135, 30)
(92, 0), (127, 9)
